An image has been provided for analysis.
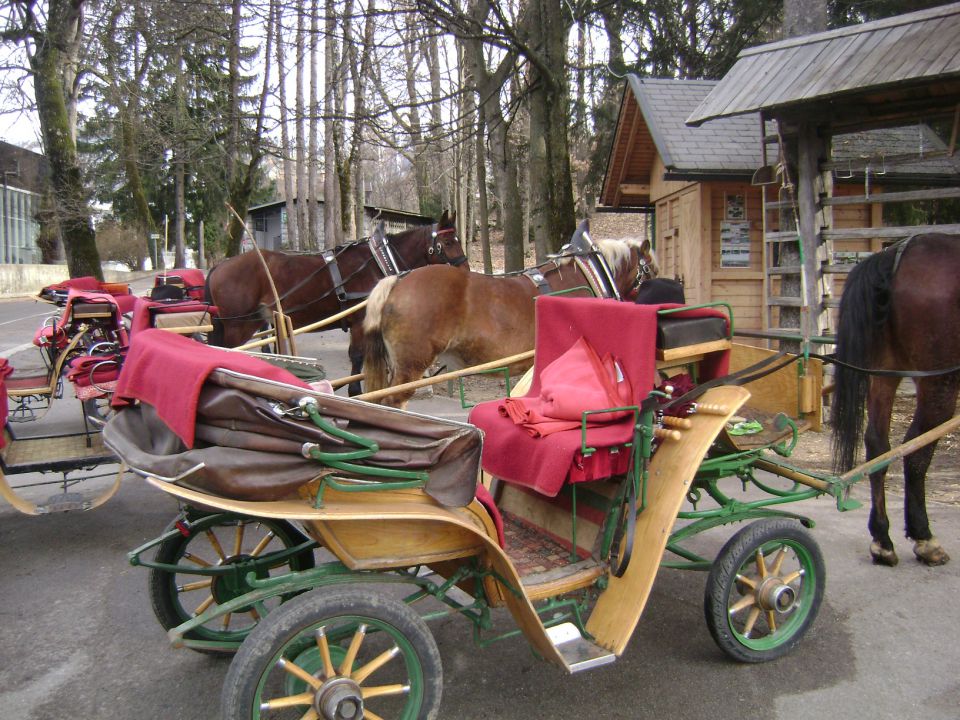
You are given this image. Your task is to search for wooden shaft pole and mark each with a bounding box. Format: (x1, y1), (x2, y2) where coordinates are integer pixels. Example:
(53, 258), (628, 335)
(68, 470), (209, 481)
(233, 300), (368, 352)
(356, 350), (535, 403)
(838, 414), (960, 485)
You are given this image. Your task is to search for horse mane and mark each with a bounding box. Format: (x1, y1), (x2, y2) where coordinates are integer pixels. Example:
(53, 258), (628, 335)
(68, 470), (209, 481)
(830, 247), (897, 472)
(597, 237), (658, 276)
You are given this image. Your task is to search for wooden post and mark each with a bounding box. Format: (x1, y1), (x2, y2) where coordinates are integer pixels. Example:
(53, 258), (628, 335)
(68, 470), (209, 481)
(796, 122), (828, 343)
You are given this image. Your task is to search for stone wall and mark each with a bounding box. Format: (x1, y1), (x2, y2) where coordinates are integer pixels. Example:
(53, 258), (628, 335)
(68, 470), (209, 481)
(0, 264), (151, 298)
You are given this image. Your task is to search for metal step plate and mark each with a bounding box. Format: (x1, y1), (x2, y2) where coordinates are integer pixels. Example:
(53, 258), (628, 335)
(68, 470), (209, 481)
(545, 622), (616, 673)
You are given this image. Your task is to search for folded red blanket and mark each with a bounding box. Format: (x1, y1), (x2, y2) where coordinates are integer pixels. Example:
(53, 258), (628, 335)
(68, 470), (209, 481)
(498, 336), (633, 437)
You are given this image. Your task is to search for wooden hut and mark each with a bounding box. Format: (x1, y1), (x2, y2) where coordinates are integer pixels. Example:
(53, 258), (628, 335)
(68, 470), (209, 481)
(600, 75), (955, 338)
(686, 2), (960, 345)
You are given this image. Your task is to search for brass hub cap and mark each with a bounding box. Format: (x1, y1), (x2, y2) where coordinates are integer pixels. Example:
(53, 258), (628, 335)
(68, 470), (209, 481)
(756, 576), (797, 614)
(314, 676), (364, 720)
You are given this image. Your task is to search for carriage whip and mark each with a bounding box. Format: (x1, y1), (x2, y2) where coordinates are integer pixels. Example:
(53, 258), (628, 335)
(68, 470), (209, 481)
(226, 204), (297, 355)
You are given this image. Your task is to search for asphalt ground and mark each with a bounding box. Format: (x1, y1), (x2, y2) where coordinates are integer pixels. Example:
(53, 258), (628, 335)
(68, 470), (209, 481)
(0, 282), (958, 719)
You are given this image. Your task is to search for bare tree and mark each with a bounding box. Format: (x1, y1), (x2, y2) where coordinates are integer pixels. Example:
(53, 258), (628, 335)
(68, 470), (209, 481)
(4, 0), (101, 278)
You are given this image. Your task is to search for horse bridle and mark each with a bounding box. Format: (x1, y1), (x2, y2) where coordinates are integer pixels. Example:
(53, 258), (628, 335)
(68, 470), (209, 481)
(427, 225), (468, 267)
(626, 248), (657, 296)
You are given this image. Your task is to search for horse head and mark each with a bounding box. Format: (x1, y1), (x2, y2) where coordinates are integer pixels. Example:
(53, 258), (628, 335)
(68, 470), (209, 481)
(597, 237), (658, 300)
(384, 209), (468, 271)
(426, 209), (469, 269)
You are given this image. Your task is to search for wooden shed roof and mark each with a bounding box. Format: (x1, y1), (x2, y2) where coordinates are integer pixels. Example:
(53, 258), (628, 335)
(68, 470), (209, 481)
(600, 75), (959, 208)
(599, 77), (768, 207)
(687, 2), (960, 129)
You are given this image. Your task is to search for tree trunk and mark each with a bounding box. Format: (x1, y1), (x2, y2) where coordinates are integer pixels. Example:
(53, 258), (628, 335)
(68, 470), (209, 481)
(323, 0), (342, 249)
(308, 0), (320, 248)
(30, 0), (101, 279)
(460, 26), (524, 271)
(525, 0), (575, 260)
(295, 2), (309, 247)
(275, 2), (298, 250)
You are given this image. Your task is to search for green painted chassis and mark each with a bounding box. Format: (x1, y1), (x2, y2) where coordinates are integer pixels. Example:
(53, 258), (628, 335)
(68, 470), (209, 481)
(124, 302), (906, 655)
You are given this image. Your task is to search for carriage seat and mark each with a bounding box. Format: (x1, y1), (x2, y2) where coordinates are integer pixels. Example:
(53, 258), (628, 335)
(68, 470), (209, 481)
(468, 297), (731, 498)
(469, 296), (659, 497)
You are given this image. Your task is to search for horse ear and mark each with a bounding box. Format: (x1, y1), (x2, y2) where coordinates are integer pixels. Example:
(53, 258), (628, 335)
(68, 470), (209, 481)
(439, 209), (449, 224)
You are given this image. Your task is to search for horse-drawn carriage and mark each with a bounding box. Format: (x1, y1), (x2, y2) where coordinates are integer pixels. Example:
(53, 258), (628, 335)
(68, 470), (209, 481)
(5, 223), (956, 717)
(104, 281), (928, 720)
(0, 273), (224, 515)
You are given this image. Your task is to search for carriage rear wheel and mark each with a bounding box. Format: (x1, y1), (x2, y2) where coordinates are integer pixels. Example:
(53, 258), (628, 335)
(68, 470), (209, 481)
(704, 519), (824, 663)
(149, 512), (316, 654)
(221, 585), (442, 720)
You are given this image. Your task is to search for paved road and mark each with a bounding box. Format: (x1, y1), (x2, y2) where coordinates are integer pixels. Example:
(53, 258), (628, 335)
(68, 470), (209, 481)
(0, 281), (958, 719)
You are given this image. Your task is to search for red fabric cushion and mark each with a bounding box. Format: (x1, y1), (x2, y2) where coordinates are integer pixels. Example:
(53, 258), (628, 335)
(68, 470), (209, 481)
(474, 483), (504, 547)
(469, 297), (732, 497)
(112, 329), (310, 447)
(469, 296), (659, 497)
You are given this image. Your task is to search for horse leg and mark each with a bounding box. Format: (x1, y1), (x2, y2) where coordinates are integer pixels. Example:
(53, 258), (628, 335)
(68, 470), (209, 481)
(902, 375), (958, 566)
(347, 320), (365, 397)
(864, 376), (899, 566)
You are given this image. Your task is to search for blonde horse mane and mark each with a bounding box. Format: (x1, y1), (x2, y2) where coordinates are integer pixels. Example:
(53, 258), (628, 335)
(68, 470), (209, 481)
(597, 237), (659, 277)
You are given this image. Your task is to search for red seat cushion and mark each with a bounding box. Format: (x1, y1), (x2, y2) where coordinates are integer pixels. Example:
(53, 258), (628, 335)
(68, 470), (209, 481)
(469, 297), (731, 497)
(469, 296), (659, 497)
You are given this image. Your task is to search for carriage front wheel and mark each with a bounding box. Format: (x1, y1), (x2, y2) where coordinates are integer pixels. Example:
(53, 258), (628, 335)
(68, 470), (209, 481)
(704, 519), (825, 663)
(221, 585), (442, 720)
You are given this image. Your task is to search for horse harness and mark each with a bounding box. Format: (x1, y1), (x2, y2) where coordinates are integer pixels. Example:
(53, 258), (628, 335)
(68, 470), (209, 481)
(522, 240), (642, 301)
(323, 222), (465, 307)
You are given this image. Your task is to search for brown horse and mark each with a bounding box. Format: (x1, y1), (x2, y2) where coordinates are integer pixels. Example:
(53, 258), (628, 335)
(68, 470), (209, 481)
(362, 235), (657, 407)
(831, 233), (960, 567)
(205, 211), (467, 394)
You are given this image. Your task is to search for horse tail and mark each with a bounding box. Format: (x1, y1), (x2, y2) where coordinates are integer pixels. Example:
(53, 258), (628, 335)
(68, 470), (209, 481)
(362, 276), (399, 392)
(204, 262), (226, 347)
(831, 248), (897, 472)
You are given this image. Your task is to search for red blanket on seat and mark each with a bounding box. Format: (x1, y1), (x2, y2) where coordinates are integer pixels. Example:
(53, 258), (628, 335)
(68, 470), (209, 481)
(498, 335), (633, 437)
(112, 329), (310, 447)
(469, 296), (659, 497)
(469, 297), (731, 498)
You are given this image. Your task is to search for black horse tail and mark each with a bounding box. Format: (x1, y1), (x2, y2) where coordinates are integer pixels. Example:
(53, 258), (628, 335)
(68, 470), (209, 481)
(830, 248), (897, 472)
(361, 276), (398, 394)
(204, 262), (226, 347)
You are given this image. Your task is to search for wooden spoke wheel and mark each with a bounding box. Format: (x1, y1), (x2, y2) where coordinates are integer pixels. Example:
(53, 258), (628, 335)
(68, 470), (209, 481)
(149, 512), (316, 653)
(704, 519), (825, 663)
(222, 585), (442, 720)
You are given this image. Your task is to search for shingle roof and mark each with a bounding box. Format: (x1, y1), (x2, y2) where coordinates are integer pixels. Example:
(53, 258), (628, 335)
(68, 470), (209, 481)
(687, 2), (960, 126)
(628, 76), (764, 175)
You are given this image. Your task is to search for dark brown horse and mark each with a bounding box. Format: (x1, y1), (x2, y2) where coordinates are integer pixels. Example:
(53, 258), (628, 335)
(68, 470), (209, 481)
(362, 235), (657, 407)
(831, 233), (960, 567)
(205, 211), (467, 394)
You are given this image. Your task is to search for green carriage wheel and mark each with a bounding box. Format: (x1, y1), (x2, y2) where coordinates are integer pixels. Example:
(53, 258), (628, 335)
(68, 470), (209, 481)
(704, 519), (825, 663)
(149, 513), (316, 654)
(221, 585), (442, 720)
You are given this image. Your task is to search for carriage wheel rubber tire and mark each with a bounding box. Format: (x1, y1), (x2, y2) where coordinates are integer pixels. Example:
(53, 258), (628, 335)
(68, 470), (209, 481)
(221, 585), (443, 720)
(704, 518), (825, 663)
(148, 514), (316, 655)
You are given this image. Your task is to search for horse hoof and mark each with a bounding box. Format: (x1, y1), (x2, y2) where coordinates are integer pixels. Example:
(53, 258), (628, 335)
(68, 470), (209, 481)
(870, 541), (899, 566)
(913, 539), (950, 566)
